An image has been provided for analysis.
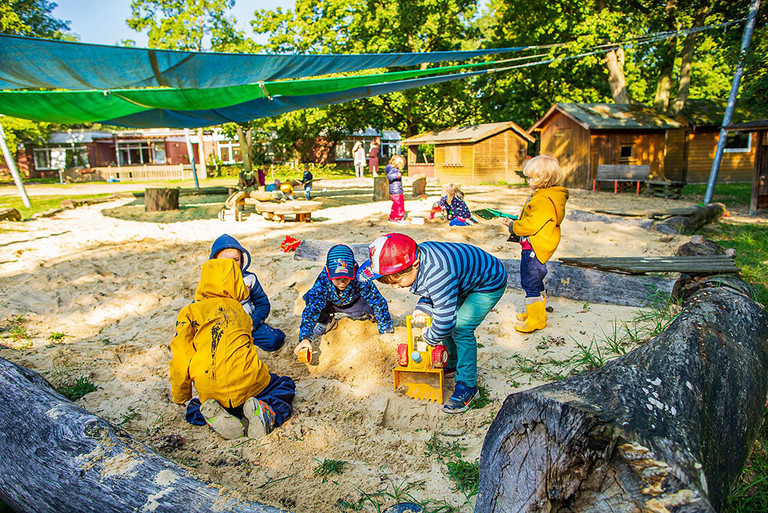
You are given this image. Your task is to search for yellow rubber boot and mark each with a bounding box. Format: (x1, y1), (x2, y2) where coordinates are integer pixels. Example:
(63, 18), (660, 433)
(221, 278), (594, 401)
(516, 295), (546, 321)
(515, 298), (547, 333)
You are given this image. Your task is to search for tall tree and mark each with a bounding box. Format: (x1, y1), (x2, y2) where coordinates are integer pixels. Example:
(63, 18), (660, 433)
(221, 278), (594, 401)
(0, 0), (69, 38)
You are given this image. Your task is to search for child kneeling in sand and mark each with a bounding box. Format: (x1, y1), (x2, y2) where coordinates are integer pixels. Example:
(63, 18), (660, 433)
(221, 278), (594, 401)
(294, 244), (394, 359)
(170, 258), (295, 439)
(210, 234), (285, 352)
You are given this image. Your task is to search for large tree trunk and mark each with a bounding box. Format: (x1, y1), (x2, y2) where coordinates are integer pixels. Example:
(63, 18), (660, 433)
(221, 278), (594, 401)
(651, 202), (726, 235)
(478, 242), (768, 512)
(668, 7), (708, 117)
(652, 0), (679, 113)
(145, 187), (180, 212)
(0, 357), (287, 513)
(236, 124), (252, 173)
(604, 48), (631, 104)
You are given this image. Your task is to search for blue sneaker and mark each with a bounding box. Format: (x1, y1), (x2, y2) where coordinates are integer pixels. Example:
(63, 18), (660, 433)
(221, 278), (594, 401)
(443, 382), (478, 414)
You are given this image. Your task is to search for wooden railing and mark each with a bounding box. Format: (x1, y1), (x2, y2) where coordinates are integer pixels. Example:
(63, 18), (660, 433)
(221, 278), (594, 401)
(74, 164), (196, 183)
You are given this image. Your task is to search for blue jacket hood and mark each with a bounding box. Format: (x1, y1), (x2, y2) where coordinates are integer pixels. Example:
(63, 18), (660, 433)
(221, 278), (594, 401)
(209, 234), (252, 271)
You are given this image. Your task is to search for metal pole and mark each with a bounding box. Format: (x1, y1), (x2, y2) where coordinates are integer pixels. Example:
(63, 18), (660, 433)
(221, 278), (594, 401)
(703, 0), (761, 204)
(184, 128), (200, 189)
(0, 121), (31, 208)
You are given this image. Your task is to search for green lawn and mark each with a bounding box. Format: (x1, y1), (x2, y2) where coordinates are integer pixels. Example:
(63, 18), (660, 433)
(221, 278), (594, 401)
(0, 193), (114, 220)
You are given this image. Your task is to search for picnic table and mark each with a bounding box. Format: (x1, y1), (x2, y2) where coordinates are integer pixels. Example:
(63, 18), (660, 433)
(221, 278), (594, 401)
(246, 199), (323, 222)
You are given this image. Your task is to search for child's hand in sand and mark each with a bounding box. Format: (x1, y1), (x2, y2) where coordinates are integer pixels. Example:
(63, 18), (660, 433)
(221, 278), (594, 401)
(501, 217), (512, 227)
(294, 339), (311, 357)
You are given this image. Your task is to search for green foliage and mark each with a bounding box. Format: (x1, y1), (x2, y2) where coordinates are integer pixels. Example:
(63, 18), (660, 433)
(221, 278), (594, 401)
(127, 0), (250, 52)
(468, 383), (492, 410)
(0, 193), (112, 220)
(727, 409), (768, 512)
(0, 0), (70, 38)
(313, 459), (346, 482)
(47, 331), (70, 342)
(118, 407), (140, 426)
(445, 459), (479, 493)
(0, 116), (52, 163)
(681, 183), (753, 208)
(424, 434), (479, 501)
(57, 375), (98, 401)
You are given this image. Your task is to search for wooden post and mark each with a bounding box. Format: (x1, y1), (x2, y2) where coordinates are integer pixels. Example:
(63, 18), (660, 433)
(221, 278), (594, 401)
(373, 176), (389, 201)
(411, 174), (427, 197)
(145, 187), (179, 212)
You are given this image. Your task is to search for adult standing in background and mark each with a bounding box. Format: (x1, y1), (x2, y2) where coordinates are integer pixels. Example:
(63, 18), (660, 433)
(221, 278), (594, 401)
(353, 141), (366, 179)
(368, 141), (380, 177)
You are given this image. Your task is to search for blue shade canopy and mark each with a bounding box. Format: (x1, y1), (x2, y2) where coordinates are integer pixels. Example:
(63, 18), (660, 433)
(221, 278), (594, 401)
(0, 34), (524, 90)
(102, 69), (489, 128)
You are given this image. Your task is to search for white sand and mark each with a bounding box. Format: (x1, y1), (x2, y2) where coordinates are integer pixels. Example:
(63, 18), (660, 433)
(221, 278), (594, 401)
(0, 180), (695, 512)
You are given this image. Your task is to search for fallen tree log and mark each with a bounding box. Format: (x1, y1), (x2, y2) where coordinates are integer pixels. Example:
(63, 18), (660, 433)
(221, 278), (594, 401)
(478, 260), (768, 511)
(0, 357), (287, 513)
(294, 240), (675, 307)
(651, 203), (727, 235)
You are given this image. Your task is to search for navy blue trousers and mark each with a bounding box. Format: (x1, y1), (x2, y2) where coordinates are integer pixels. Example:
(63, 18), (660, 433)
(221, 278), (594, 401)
(252, 322), (285, 352)
(186, 373), (296, 428)
(520, 249), (548, 297)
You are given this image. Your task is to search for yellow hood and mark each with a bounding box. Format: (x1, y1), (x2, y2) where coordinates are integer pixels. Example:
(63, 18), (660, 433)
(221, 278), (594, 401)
(195, 258), (249, 303)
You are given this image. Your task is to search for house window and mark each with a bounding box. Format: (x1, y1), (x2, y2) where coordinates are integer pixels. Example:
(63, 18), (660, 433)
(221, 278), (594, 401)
(33, 148), (52, 170)
(444, 145), (462, 166)
(334, 140), (355, 161)
(620, 144), (634, 160)
(724, 132), (751, 153)
(152, 142), (167, 164)
(118, 141), (151, 165)
(218, 140), (242, 163)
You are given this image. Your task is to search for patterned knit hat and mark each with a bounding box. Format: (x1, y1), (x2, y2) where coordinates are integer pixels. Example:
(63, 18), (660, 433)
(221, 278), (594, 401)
(326, 244), (356, 281)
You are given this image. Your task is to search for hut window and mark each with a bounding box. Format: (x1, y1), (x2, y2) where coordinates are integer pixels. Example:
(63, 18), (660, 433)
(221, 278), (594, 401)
(620, 145), (634, 160)
(445, 145), (462, 165)
(724, 133), (751, 153)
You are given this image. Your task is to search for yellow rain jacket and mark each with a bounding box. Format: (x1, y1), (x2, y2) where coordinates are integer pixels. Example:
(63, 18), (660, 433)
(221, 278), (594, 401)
(169, 259), (270, 408)
(512, 186), (569, 263)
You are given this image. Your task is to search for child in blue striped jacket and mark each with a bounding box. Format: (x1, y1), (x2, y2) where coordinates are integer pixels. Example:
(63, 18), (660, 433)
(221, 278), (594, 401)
(359, 233), (506, 414)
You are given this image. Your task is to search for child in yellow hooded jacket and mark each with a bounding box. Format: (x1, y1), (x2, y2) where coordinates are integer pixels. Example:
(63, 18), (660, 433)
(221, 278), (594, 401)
(502, 155), (569, 333)
(170, 258), (295, 439)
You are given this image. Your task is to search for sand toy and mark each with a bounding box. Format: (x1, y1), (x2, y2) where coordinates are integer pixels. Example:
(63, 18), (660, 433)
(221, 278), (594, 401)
(393, 315), (447, 403)
(473, 208), (518, 220)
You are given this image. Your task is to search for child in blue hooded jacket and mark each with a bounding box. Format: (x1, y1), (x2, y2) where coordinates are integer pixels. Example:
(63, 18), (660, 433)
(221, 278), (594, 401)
(294, 244), (394, 359)
(209, 234), (286, 352)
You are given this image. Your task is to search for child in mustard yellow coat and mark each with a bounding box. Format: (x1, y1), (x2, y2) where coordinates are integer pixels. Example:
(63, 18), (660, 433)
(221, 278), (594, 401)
(502, 155), (568, 333)
(169, 258), (295, 439)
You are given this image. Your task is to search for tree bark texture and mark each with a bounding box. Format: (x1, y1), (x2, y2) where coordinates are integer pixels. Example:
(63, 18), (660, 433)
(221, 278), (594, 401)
(669, 7), (708, 117)
(145, 188), (180, 212)
(411, 175), (427, 197)
(651, 203), (726, 235)
(293, 240), (675, 307)
(653, 0), (679, 113)
(0, 357), (287, 513)
(236, 124), (252, 173)
(478, 273), (768, 512)
(604, 48), (630, 104)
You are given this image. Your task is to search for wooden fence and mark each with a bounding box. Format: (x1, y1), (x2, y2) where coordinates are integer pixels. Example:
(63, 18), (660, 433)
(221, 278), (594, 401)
(64, 164), (196, 183)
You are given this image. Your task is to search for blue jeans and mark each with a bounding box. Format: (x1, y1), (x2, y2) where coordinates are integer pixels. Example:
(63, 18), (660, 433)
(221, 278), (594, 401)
(443, 285), (505, 388)
(520, 249), (547, 297)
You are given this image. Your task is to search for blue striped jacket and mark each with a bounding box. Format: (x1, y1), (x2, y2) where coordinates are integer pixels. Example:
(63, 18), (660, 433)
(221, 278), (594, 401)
(411, 242), (506, 344)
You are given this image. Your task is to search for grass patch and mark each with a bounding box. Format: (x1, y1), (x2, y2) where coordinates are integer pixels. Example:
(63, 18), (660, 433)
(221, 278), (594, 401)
(47, 331), (70, 342)
(0, 193), (113, 219)
(424, 434), (479, 503)
(680, 183), (752, 207)
(468, 383), (492, 410)
(313, 459), (346, 482)
(57, 375), (98, 401)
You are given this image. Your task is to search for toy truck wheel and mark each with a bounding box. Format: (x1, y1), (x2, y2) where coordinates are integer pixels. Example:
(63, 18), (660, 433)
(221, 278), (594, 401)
(431, 345), (448, 368)
(396, 344), (409, 367)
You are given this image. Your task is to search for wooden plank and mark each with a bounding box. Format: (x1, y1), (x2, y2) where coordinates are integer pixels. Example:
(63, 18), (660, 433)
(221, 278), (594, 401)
(560, 255), (739, 274)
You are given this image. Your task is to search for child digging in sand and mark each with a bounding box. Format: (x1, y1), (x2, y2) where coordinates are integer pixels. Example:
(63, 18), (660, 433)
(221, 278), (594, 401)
(294, 244), (394, 360)
(170, 258), (295, 439)
(359, 233), (506, 414)
(502, 154), (568, 334)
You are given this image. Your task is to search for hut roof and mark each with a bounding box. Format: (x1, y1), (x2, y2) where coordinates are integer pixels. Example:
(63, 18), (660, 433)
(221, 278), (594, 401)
(401, 121), (534, 145)
(726, 119), (768, 132)
(529, 103), (681, 132)
(679, 99), (757, 128)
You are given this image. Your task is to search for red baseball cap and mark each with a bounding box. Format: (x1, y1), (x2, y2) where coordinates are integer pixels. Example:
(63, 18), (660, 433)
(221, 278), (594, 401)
(358, 233), (418, 282)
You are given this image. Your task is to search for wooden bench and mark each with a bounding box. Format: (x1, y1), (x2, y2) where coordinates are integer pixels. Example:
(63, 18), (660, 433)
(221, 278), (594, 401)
(245, 199), (323, 222)
(592, 164), (650, 194)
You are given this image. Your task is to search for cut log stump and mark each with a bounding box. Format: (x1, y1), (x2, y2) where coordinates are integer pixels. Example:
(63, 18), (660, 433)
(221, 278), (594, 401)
(145, 187), (180, 212)
(411, 174), (427, 197)
(0, 357), (287, 513)
(373, 176), (389, 201)
(478, 253), (768, 512)
(0, 207), (21, 221)
(651, 202), (726, 235)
